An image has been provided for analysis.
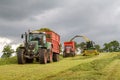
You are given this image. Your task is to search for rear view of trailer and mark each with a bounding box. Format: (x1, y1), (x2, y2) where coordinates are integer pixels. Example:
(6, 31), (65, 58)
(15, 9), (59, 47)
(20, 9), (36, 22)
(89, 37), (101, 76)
(63, 41), (76, 57)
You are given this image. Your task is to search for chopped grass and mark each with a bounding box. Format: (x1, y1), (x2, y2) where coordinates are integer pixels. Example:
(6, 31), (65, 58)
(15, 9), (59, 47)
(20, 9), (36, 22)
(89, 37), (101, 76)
(44, 52), (120, 80)
(0, 53), (120, 80)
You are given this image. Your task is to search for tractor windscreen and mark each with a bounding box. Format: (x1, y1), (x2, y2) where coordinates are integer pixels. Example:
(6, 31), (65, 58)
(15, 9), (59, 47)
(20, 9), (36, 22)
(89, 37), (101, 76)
(29, 33), (43, 41)
(29, 33), (46, 46)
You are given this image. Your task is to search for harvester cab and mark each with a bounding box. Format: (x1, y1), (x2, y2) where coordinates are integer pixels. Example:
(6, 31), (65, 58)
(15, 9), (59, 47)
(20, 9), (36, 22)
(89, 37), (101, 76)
(86, 41), (95, 49)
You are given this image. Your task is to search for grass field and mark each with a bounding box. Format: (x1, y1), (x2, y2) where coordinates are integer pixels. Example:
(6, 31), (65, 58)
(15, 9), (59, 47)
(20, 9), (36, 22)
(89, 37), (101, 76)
(0, 52), (120, 80)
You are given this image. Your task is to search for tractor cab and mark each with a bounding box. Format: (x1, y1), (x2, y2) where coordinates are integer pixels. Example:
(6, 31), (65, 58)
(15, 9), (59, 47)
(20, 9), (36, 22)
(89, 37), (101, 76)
(21, 31), (47, 54)
(29, 31), (46, 47)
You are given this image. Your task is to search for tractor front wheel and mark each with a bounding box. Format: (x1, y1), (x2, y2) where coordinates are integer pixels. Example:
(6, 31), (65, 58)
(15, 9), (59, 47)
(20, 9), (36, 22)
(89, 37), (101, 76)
(39, 49), (47, 64)
(17, 49), (26, 64)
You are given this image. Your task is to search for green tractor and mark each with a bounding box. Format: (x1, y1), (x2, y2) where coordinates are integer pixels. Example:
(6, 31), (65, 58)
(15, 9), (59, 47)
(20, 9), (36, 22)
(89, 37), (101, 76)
(17, 30), (57, 64)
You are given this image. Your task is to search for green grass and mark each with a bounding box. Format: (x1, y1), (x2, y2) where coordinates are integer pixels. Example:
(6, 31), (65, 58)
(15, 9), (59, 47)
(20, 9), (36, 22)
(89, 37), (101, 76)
(44, 53), (120, 80)
(0, 53), (120, 80)
(0, 54), (63, 66)
(70, 54), (120, 71)
(0, 56), (17, 65)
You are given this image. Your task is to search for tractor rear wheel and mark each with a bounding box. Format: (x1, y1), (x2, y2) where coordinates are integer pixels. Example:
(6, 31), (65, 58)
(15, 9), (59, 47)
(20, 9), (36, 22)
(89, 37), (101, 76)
(47, 50), (53, 63)
(53, 53), (59, 62)
(17, 49), (26, 64)
(39, 49), (47, 64)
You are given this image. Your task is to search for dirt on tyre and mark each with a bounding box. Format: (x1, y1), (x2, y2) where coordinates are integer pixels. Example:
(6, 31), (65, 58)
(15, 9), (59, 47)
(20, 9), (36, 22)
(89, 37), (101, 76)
(17, 49), (26, 64)
(53, 53), (59, 62)
(39, 49), (47, 64)
(47, 50), (53, 63)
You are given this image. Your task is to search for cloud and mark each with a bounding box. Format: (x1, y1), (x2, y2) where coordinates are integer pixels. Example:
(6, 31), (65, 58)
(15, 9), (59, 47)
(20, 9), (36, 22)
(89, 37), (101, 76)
(0, 37), (20, 57)
(0, 37), (12, 57)
(0, 0), (120, 50)
(0, 0), (62, 21)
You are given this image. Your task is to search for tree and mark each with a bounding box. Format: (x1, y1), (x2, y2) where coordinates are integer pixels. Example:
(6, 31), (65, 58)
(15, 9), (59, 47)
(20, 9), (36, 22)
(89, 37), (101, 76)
(110, 40), (120, 52)
(94, 44), (101, 52)
(76, 42), (86, 48)
(103, 43), (110, 52)
(1, 45), (14, 58)
(76, 42), (86, 52)
(103, 40), (120, 52)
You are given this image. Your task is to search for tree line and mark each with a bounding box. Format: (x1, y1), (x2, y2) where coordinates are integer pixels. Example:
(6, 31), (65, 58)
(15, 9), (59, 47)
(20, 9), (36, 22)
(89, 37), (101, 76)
(1, 40), (120, 58)
(76, 40), (120, 52)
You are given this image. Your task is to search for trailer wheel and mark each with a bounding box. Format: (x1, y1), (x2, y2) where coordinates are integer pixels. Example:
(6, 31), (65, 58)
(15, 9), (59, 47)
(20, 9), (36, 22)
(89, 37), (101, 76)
(63, 52), (66, 57)
(39, 49), (47, 64)
(71, 52), (75, 57)
(17, 49), (26, 64)
(53, 53), (59, 62)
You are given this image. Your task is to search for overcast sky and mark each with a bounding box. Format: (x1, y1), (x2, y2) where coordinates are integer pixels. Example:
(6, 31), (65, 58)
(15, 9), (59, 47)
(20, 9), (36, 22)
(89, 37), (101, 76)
(0, 0), (120, 56)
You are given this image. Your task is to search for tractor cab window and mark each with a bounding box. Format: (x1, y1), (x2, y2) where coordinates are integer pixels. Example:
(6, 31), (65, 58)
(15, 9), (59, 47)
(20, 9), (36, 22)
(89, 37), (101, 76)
(29, 33), (43, 41)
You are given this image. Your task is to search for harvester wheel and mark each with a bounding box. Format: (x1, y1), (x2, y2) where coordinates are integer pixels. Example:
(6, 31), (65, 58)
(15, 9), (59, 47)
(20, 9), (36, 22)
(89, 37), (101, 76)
(53, 53), (59, 62)
(39, 49), (47, 64)
(83, 53), (86, 56)
(17, 49), (26, 64)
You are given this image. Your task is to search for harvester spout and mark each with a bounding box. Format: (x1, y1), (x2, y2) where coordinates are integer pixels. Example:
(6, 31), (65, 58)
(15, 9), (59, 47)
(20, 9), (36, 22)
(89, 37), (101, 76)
(70, 35), (90, 42)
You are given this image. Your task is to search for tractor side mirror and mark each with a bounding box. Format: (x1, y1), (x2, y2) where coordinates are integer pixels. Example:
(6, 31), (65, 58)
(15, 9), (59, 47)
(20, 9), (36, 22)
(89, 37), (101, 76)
(21, 34), (24, 39)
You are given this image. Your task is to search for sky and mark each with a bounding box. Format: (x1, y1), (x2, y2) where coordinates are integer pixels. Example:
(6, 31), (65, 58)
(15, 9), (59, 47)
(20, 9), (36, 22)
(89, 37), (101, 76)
(0, 0), (120, 56)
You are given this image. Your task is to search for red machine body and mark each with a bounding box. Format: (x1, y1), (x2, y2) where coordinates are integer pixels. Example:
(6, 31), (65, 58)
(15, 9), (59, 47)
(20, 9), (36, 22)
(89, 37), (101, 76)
(63, 41), (76, 57)
(46, 31), (60, 54)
